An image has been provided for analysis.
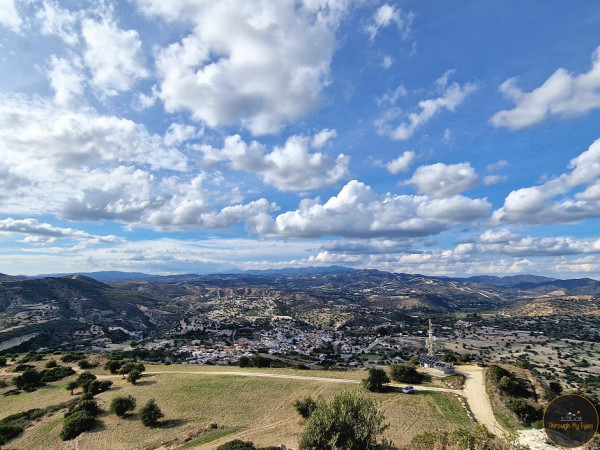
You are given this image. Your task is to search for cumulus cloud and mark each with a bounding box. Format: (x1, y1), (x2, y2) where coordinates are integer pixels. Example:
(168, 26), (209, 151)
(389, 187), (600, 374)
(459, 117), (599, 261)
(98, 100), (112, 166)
(46, 55), (85, 106)
(386, 151), (415, 174)
(491, 46), (600, 129)
(199, 133), (349, 191)
(407, 162), (479, 198)
(483, 175), (508, 185)
(0, 0), (22, 32)
(253, 180), (490, 238)
(81, 17), (148, 96)
(492, 138), (600, 224)
(0, 218), (123, 245)
(141, 1), (342, 135)
(377, 77), (478, 140)
(487, 160), (509, 172)
(36, 0), (79, 45)
(365, 3), (413, 41)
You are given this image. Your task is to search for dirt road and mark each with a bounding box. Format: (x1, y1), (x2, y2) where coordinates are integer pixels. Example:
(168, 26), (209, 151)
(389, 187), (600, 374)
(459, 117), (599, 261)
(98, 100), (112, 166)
(146, 365), (507, 437)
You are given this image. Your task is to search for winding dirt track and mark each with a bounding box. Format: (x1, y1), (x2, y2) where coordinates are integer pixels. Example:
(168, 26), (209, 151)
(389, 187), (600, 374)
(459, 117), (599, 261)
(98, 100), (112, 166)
(145, 365), (507, 438)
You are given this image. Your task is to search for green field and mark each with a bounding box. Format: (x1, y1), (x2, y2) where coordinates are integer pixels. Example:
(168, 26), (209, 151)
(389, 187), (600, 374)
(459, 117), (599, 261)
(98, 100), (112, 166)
(1, 364), (475, 449)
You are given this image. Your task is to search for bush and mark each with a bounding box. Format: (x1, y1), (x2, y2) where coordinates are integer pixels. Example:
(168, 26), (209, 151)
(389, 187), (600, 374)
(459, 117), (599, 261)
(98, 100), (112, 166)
(389, 364), (423, 384)
(60, 351), (86, 363)
(78, 359), (94, 369)
(294, 396), (318, 419)
(505, 397), (543, 425)
(13, 369), (44, 391)
(60, 411), (95, 441)
(110, 395), (136, 417)
(45, 360), (58, 368)
(40, 366), (75, 382)
(82, 379), (112, 396)
(104, 360), (122, 374)
(139, 399), (164, 426)
(362, 368), (390, 393)
(299, 390), (388, 450)
(251, 355), (271, 368)
(0, 424), (23, 445)
(127, 369), (141, 384)
(216, 440), (256, 450)
(407, 425), (500, 450)
(487, 365), (510, 381)
(0, 356), (6, 367)
(65, 400), (101, 418)
(75, 371), (97, 386)
(237, 356), (250, 368)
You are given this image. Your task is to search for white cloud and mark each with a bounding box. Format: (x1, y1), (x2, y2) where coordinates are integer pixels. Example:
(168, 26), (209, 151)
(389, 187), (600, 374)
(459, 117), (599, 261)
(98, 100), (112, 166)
(376, 85), (407, 107)
(365, 3), (413, 41)
(0, 218), (123, 245)
(199, 133), (349, 191)
(0, 0), (22, 32)
(407, 162), (479, 198)
(46, 55), (85, 106)
(253, 180), (490, 238)
(81, 18), (148, 96)
(483, 174), (508, 185)
(486, 160), (509, 172)
(145, 0), (342, 135)
(386, 150), (415, 174)
(382, 56), (393, 69)
(491, 46), (600, 129)
(492, 138), (600, 224)
(36, 0), (79, 45)
(311, 128), (337, 148)
(378, 79), (478, 140)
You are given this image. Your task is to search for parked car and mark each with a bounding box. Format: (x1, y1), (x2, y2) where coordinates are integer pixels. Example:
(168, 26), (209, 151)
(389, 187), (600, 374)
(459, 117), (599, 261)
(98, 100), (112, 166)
(402, 385), (415, 394)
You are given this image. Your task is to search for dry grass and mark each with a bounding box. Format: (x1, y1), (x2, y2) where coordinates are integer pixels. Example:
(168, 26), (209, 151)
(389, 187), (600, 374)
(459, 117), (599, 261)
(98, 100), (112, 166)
(3, 365), (474, 449)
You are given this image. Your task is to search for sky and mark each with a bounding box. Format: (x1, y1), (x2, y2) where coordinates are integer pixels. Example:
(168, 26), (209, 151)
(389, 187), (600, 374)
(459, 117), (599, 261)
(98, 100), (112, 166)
(2, 1), (600, 278)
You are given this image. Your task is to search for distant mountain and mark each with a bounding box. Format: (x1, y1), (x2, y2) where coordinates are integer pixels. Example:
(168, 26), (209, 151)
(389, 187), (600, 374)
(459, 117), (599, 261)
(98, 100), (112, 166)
(0, 273), (27, 281)
(243, 265), (355, 276)
(454, 274), (557, 287)
(34, 271), (158, 282)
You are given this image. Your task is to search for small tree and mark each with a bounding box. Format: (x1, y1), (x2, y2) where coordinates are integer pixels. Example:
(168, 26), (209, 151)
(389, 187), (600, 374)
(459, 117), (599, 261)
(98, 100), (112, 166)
(237, 356), (250, 368)
(45, 360), (58, 368)
(0, 356), (6, 367)
(127, 369), (141, 385)
(216, 440), (256, 450)
(66, 380), (78, 395)
(362, 368), (390, 393)
(299, 390), (388, 450)
(104, 360), (122, 374)
(59, 411), (95, 441)
(139, 399), (164, 427)
(13, 368), (43, 392)
(110, 395), (136, 417)
(389, 364), (423, 384)
(293, 396), (318, 419)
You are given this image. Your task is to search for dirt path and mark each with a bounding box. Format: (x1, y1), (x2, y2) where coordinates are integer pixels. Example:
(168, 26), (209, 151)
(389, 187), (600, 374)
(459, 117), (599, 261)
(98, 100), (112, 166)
(145, 367), (507, 438)
(455, 365), (508, 437)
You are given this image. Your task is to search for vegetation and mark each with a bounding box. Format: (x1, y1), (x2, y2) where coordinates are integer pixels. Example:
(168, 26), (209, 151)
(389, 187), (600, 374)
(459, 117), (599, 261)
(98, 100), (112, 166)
(362, 368), (390, 393)
(139, 398), (164, 427)
(0, 355), (6, 366)
(110, 395), (137, 417)
(298, 389), (389, 450)
(389, 364), (423, 384)
(13, 368), (44, 391)
(405, 425), (527, 450)
(60, 411), (96, 441)
(217, 440), (257, 450)
(127, 368), (142, 384)
(293, 396), (318, 419)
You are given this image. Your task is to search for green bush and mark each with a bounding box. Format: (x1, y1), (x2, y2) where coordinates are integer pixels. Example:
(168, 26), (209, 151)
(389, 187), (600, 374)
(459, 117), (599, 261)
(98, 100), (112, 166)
(60, 351), (86, 363)
(299, 390), (388, 450)
(110, 395), (137, 417)
(237, 356), (250, 368)
(505, 397), (543, 425)
(362, 368), (390, 393)
(0, 424), (23, 445)
(487, 364), (510, 381)
(104, 360), (122, 374)
(65, 400), (101, 418)
(216, 440), (256, 450)
(0, 356), (7, 367)
(126, 369), (141, 384)
(60, 411), (95, 441)
(44, 360), (58, 368)
(389, 364), (423, 384)
(139, 399), (164, 427)
(13, 369), (44, 391)
(293, 396), (318, 419)
(40, 366), (75, 382)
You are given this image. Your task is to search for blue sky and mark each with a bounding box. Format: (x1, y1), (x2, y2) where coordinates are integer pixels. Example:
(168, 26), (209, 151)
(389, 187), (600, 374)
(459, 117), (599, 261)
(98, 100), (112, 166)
(2, 0), (600, 278)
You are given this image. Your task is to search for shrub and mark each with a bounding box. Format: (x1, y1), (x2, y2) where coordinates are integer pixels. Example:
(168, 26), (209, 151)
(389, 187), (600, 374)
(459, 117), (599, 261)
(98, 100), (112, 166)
(78, 359), (94, 369)
(293, 396), (318, 419)
(110, 395), (136, 417)
(45, 360), (58, 368)
(59, 411), (95, 441)
(82, 379), (112, 396)
(389, 364), (423, 384)
(216, 440), (256, 450)
(65, 400), (101, 418)
(13, 369), (44, 391)
(139, 399), (164, 427)
(40, 366), (75, 382)
(505, 397), (543, 425)
(127, 369), (141, 384)
(487, 364), (510, 381)
(75, 371), (97, 386)
(0, 424), (23, 446)
(60, 351), (86, 363)
(299, 390), (388, 450)
(251, 355), (271, 368)
(362, 368), (390, 393)
(0, 356), (6, 367)
(237, 356), (250, 368)
(104, 360), (122, 374)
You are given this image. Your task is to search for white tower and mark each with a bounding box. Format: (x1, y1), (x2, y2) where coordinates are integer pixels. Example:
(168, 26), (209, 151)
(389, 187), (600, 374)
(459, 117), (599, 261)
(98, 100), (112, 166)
(427, 319), (435, 357)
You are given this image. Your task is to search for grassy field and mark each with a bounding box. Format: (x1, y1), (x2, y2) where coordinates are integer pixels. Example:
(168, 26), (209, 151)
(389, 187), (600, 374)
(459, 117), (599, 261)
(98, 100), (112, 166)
(1, 364), (475, 449)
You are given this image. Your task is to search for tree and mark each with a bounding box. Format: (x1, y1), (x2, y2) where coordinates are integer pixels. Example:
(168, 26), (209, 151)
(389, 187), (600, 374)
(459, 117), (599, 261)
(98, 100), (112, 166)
(389, 364), (423, 384)
(362, 368), (390, 393)
(440, 354), (456, 363)
(139, 399), (164, 427)
(13, 368), (44, 392)
(299, 389), (388, 450)
(0, 356), (6, 367)
(104, 360), (122, 374)
(60, 411), (95, 441)
(45, 360), (58, 368)
(127, 369), (141, 385)
(549, 381), (562, 397)
(293, 396), (318, 419)
(237, 356), (250, 368)
(110, 395), (136, 417)
(66, 381), (78, 395)
(216, 440), (256, 450)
